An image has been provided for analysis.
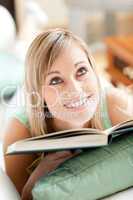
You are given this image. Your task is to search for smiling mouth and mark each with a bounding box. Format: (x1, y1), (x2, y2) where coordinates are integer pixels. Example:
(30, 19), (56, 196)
(64, 94), (93, 109)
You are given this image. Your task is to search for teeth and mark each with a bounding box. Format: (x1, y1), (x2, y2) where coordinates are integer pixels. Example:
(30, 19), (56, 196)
(65, 97), (89, 108)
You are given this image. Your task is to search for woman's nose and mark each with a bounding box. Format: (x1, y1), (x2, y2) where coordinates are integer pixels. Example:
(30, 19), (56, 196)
(67, 79), (83, 95)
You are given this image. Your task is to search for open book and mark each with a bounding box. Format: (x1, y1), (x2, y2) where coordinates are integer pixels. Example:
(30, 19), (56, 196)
(6, 119), (133, 155)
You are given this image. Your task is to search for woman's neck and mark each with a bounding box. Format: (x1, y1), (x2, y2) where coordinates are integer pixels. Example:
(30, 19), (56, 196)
(47, 117), (91, 133)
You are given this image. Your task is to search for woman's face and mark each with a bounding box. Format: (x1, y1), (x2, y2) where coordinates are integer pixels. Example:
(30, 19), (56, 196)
(43, 42), (99, 126)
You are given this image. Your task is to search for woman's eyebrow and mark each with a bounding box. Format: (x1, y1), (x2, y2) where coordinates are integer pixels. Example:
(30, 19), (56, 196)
(47, 61), (87, 76)
(74, 61), (86, 66)
(47, 71), (60, 76)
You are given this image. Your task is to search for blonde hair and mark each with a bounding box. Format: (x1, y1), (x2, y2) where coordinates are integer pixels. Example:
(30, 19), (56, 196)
(24, 28), (104, 137)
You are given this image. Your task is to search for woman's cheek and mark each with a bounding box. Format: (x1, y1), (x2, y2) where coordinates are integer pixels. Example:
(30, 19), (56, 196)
(44, 86), (60, 109)
(84, 76), (97, 90)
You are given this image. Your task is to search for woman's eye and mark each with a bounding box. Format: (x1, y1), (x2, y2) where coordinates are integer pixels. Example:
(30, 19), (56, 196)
(49, 77), (63, 85)
(77, 67), (88, 76)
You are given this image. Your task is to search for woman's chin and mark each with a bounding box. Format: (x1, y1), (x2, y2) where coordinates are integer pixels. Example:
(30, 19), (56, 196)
(50, 104), (97, 127)
(60, 112), (95, 126)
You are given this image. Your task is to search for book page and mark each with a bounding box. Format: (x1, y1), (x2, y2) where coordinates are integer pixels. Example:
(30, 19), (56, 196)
(21, 128), (104, 142)
(103, 119), (133, 135)
(7, 134), (108, 155)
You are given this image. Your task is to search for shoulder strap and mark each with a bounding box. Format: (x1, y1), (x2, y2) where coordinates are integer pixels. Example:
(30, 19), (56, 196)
(13, 107), (30, 129)
(100, 85), (112, 129)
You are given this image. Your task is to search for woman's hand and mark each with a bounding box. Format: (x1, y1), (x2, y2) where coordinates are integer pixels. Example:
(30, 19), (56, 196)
(39, 150), (81, 171)
(21, 150), (81, 200)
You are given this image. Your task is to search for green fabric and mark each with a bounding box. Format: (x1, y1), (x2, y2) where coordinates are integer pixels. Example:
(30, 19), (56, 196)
(32, 134), (133, 200)
(0, 52), (24, 98)
(100, 86), (112, 129)
(13, 107), (30, 129)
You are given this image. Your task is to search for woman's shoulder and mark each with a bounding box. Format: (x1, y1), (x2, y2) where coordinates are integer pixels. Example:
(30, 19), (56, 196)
(3, 116), (31, 155)
(3, 106), (31, 146)
(105, 86), (132, 126)
(3, 117), (37, 194)
(9, 106), (30, 130)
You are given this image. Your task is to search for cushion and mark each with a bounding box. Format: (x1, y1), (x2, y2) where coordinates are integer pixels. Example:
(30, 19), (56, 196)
(0, 168), (21, 200)
(32, 133), (133, 200)
(103, 187), (133, 200)
(0, 52), (24, 99)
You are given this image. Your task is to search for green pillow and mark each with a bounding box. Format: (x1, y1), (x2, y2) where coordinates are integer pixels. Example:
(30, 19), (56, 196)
(0, 52), (24, 99)
(32, 133), (133, 200)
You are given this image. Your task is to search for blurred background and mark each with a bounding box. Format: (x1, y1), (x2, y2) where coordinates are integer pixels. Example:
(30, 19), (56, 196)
(0, 0), (133, 169)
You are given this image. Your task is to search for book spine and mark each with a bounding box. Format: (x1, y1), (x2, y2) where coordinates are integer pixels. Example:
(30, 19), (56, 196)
(108, 134), (113, 145)
(112, 127), (133, 138)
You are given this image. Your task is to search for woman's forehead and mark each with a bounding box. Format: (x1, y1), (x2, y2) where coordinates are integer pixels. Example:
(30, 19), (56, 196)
(50, 44), (88, 68)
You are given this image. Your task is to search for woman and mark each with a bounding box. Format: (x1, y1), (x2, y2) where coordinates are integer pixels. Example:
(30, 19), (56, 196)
(3, 28), (133, 200)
